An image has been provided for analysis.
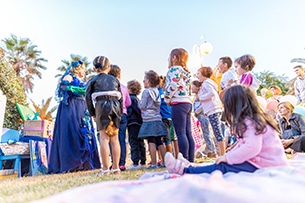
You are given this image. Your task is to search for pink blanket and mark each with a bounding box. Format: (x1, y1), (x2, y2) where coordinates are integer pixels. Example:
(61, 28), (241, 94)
(33, 154), (305, 203)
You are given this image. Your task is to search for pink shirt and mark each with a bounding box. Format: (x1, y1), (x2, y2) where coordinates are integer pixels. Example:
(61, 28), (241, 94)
(121, 83), (131, 115)
(226, 119), (288, 168)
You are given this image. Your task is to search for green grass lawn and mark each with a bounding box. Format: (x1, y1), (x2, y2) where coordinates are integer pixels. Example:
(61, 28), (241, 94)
(0, 168), (164, 203)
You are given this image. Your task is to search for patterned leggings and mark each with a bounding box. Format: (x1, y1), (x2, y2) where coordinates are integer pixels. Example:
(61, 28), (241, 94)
(208, 112), (224, 142)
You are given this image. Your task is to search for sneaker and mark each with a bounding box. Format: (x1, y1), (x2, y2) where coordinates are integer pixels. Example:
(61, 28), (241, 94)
(177, 152), (191, 167)
(119, 165), (126, 171)
(126, 164), (141, 170)
(147, 164), (158, 169)
(165, 152), (185, 175)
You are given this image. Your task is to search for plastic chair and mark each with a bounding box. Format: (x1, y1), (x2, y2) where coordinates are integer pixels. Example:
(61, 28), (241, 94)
(0, 128), (30, 177)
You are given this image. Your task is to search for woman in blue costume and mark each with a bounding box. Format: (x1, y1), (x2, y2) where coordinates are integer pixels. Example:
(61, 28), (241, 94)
(48, 61), (101, 173)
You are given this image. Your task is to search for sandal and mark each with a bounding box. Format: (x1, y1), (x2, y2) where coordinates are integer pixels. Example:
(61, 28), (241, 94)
(111, 168), (121, 174)
(96, 169), (111, 176)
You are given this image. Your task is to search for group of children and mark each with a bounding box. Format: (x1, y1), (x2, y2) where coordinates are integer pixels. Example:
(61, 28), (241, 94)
(52, 48), (290, 176)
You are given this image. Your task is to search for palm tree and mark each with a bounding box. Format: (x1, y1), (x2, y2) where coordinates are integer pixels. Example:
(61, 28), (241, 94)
(2, 34), (48, 93)
(30, 97), (57, 122)
(55, 54), (94, 81)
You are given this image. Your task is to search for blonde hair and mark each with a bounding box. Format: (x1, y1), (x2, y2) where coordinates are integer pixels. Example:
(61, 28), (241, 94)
(277, 101), (294, 112)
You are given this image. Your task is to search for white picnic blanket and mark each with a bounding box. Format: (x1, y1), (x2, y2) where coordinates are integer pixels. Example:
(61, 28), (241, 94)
(33, 154), (305, 203)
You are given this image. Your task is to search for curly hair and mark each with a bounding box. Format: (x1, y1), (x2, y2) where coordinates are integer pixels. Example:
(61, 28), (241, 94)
(127, 79), (142, 95)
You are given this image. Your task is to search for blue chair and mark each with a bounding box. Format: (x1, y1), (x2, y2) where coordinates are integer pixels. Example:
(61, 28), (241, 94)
(0, 128), (30, 177)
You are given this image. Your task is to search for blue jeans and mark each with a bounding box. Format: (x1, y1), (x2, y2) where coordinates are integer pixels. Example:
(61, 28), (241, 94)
(197, 113), (216, 153)
(119, 114), (128, 166)
(171, 103), (194, 162)
(184, 161), (258, 174)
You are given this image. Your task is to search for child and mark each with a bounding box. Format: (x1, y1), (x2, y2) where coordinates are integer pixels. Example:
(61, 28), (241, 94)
(234, 54), (261, 92)
(108, 64), (131, 171)
(126, 79), (146, 170)
(138, 70), (167, 169)
(191, 80), (217, 158)
(85, 56), (123, 175)
(165, 85), (288, 175)
(196, 66), (225, 156)
(159, 75), (179, 158)
(164, 48), (194, 162)
(217, 56), (238, 90)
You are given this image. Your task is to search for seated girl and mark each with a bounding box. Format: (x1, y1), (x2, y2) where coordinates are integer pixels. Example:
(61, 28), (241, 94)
(165, 85), (288, 175)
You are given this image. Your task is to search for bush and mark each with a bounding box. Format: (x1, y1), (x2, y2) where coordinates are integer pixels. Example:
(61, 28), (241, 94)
(0, 55), (27, 129)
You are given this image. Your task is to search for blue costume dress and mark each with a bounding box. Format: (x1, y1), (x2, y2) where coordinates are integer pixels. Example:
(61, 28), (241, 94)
(48, 73), (101, 173)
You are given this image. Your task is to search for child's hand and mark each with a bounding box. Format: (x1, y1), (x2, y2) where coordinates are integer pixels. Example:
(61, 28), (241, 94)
(215, 155), (227, 164)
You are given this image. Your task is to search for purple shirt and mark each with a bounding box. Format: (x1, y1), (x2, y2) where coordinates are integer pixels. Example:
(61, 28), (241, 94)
(121, 83), (131, 115)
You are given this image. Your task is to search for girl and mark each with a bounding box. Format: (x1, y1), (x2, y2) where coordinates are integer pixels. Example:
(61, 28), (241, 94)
(49, 60), (101, 173)
(277, 101), (305, 154)
(165, 48), (194, 162)
(138, 70), (167, 169)
(235, 54), (261, 92)
(196, 66), (225, 156)
(85, 56), (123, 175)
(191, 80), (217, 158)
(165, 85), (288, 175)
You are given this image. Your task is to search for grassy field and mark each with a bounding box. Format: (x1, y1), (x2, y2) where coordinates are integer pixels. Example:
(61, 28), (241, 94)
(0, 168), (163, 203)
(0, 152), (217, 203)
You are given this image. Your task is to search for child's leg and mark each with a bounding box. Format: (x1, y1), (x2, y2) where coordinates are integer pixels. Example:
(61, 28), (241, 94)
(184, 161), (258, 174)
(99, 130), (110, 171)
(208, 113), (226, 156)
(197, 114), (217, 154)
(128, 125), (141, 165)
(172, 140), (179, 158)
(109, 129), (120, 172)
(147, 137), (157, 165)
(162, 119), (173, 153)
(139, 138), (146, 165)
(156, 137), (166, 165)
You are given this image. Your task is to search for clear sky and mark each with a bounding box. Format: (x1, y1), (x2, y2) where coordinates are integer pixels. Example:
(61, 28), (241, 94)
(1, 0), (305, 109)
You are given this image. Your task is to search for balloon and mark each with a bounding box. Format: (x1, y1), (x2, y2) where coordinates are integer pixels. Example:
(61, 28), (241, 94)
(294, 105), (305, 117)
(256, 96), (267, 110)
(279, 95), (298, 106)
(266, 99), (279, 111)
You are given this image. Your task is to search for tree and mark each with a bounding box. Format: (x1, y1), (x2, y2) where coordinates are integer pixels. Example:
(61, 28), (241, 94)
(30, 97), (57, 122)
(55, 54), (93, 81)
(254, 70), (290, 95)
(2, 34), (48, 93)
(0, 48), (28, 129)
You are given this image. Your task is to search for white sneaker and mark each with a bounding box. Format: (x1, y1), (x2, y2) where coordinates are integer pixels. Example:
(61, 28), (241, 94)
(126, 164), (141, 170)
(177, 152), (191, 167)
(164, 152), (185, 175)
